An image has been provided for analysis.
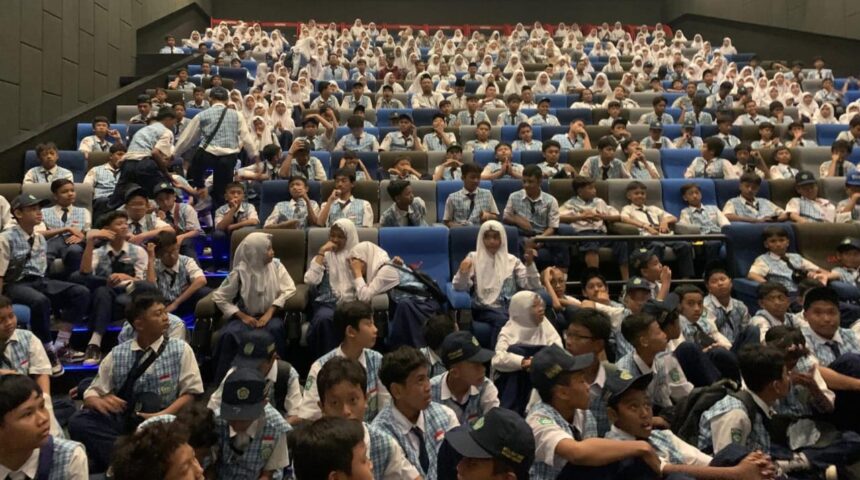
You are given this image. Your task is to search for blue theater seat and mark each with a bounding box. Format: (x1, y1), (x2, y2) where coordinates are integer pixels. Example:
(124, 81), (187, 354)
(724, 222), (797, 309)
(24, 151), (87, 183)
(473, 150), (521, 168)
(412, 109), (441, 127)
(556, 108), (594, 125)
(660, 178), (717, 217)
(329, 151), (380, 180)
(379, 227), (450, 289)
(335, 127), (380, 142)
(660, 149), (700, 179)
(816, 124), (849, 147)
(258, 180), (322, 223)
(75, 123), (128, 149)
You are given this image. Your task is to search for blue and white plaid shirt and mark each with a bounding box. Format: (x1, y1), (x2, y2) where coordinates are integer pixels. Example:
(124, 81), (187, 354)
(443, 188), (498, 225)
(504, 190), (560, 232)
(379, 198), (428, 227)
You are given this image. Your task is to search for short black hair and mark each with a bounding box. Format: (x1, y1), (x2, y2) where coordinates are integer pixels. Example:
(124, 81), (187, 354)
(460, 163), (481, 177)
(154, 230), (178, 255)
(288, 176), (308, 188)
(35, 142), (58, 159)
(739, 172), (762, 185)
(110, 143), (127, 154)
(92, 116), (110, 127)
(387, 179), (411, 199)
(111, 421), (190, 480)
(423, 314), (456, 351)
(347, 115), (364, 128)
(317, 357), (368, 404)
(703, 136), (725, 157)
(542, 140), (561, 153)
(50, 178), (74, 194)
(0, 374), (42, 423)
(621, 312), (657, 345)
(680, 182), (700, 196)
(292, 417), (365, 479)
(97, 210), (129, 229)
(379, 346), (428, 391)
(522, 164), (542, 180)
(831, 139), (853, 154)
(571, 175), (595, 194)
(225, 181), (245, 193)
(757, 281), (788, 299)
(762, 225), (789, 241)
(674, 284), (704, 302)
(334, 301), (373, 340)
(334, 167), (357, 182)
(175, 401), (217, 451)
(565, 308), (612, 342)
(262, 144), (282, 162)
(652, 96), (667, 107)
(597, 135), (617, 150)
(125, 292), (166, 326)
(625, 180), (647, 193)
(738, 344), (785, 393)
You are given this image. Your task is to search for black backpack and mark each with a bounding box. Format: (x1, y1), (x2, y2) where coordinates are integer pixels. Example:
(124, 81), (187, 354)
(387, 263), (449, 308)
(670, 379), (760, 447)
(273, 359), (293, 415)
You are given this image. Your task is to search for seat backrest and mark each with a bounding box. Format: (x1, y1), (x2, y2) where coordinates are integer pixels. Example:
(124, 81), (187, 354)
(379, 180), (436, 224)
(767, 179), (797, 208)
(818, 177), (847, 206)
(556, 108), (593, 125)
(660, 179), (717, 217)
(22, 183), (93, 212)
(794, 223), (860, 270)
(724, 223), (796, 278)
(230, 229), (307, 283)
(411, 108), (441, 127)
(335, 127), (380, 142)
(626, 125), (650, 141)
(0, 184), (21, 204)
(87, 152), (111, 170)
(320, 180), (380, 223)
(448, 225), (520, 279)
(75, 123), (129, 149)
(116, 106), (138, 124)
(259, 180), (291, 224)
(24, 150), (88, 183)
(379, 227), (450, 287)
(713, 179), (770, 208)
(491, 179), (524, 211)
(436, 180), (493, 222)
(306, 227), (378, 268)
(797, 147), (832, 174)
(568, 149), (598, 171)
(607, 179), (662, 210)
(816, 124), (849, 147)
(549, 179), (574, 205)
(659, 149), (699, 179)
(375, 109), (414, 127)
(379, 152), (429, 174)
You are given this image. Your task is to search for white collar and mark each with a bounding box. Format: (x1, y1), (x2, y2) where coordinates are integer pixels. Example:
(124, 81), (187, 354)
(425, 348), (442, 365)
(391, 403), (425, 436)
(746, 389), (774, 419)
(336, 195), (356, 205)
(158, 259), (182, 274)
(810, 326), (842, 345)
(106, 241), (132, 256)
(632, 352), (653, 374)
(706, 294), (734, 311)
(40, 166), (58, 174)
(229, 416), (261, 439)
(0, 448), (40, 480)
(131, 335), (165, 353)
(438, 372), (480, 403)
(335, 345), (368, 368)
(591, 363), (607, 389)
(608, 424), (637, 441)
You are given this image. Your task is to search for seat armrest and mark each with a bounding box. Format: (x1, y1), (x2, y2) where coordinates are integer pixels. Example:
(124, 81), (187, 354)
(446, 282), (472, 310)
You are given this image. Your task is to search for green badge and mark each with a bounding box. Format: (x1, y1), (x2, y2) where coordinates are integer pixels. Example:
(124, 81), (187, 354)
(669, 369), (681, 382)
(304, 376), (315, 392)
(473, 417), (485, 430)
(538, 416), (553, 426)
(731, 428), (743, 443)
(243, 342), (255, 356)
(619, 370), (633, 380)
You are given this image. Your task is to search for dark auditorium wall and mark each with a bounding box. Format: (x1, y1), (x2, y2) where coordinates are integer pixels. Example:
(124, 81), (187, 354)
(0, 0), (212, 145)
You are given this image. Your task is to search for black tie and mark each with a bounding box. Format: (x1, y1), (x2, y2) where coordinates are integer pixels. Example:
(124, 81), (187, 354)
(640, 207), (656, 226)
(298, 164), (310, 178)
(43, 170), (52, 183)
(716, 308), (734, 335)
(406, 211), (415, 226)
(411, 427), (429, 473)
(837, 161), (845, 177)
(165, 211), (174, 225)
(293, 201), (302, 218)
(601, 165), (610, 180)
(166, 269), (177, 287)
(109, 251), (125, 274)
(470, 114), (475, 125)
(61, 207), (69, 225)
(27, 236), (35, 251)
(0, 340), (12, 369)
(467, 193), (476, 217)
(826, 341), (842, 359)
(132, 222), (142, 235)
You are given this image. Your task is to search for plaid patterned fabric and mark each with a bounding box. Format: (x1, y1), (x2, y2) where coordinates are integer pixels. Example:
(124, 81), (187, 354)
(215, 403), (291, 479)
(698, 395), (771, 454)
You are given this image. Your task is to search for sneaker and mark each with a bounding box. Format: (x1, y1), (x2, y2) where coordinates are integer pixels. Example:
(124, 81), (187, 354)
(57, 346), (86, 363)
(45, 349), (65, 377)
(83, 345), (103, 366)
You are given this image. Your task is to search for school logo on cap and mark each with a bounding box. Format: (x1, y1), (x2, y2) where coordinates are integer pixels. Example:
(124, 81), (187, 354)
(237, 387), (250, 401)
(544, 363), (562, 379)
(471, 337), (480, 346)
(472, 417), (485, 430)
(619, 370), (633, 380)
(243, 343), (255, 356)
(501, 447), (525, 464)
(448, 348), (464, 360)
(633, 278), (642, 285)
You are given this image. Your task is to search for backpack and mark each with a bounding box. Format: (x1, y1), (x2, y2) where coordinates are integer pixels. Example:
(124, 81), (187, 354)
(670, 378), (760, 447)
(387, 262), (450, 308)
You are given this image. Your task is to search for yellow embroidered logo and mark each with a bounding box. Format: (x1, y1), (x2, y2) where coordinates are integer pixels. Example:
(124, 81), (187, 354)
(237, 387), (250, 401)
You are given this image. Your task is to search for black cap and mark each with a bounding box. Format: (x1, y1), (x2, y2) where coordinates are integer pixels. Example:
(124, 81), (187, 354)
(606, 370), (654, 406)
(446, 407), (535, 467)
(795, 170), (816, 186)
(837, 237), (860, 252)
(641, 295), (678, 318)
(123, 183), (147, 202)
(530, 345), (593, 392)
(629, 247), (656, 271)
(136, 94), (152, 104)
(719, 81), (734, 90)
(209, 86), (229, 100)
(440, 331), (493, 368)
(233, 330), (277, 368)
(446, 143), (463, 153)
(625, 276), (652, 292)
(648, 120), (663, 130)
(153, 181), (175, 196)
(11, 194), (50, 210)
(220, 367), (268, 421)
(154, 107), (176, 121)
(454, 78), (466, 87)
(397, 113), (414, 122)
(803, 286), (839, 310)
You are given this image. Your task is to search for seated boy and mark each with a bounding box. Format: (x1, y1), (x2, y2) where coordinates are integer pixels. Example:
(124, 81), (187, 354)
(380, 180), (428, 227)
(581, 276), (654, 360)
(68, 292), (202, 473)
(154, 181), (202, 260)
(74, 210), (149, 365)
(432, 144), (464, 181)
(560, 176), (628, 278)
(386, 157), (422, 181)
(457, 96), (490, 127)
(672, 119), (704, 149)
(748, 226), (830, 295)
(23, 143), (74, 184)
(371, 346), (460, 479)
(443, 163), (499, 227)
(786, 171), (836, 223)
(297, 301), (389, 423)
(212, 367), (291, 478)
(145, 231), (209, 317)
(423, 113), (457, 152)
(526, 344), (661, 480)
(579, 136), (630, 180)
(292, 417), (373, 480)
(831, 237), (860, 286)
(0, 375), (88, 479)
(819, 139), (855, 178)
(122, 184), (172, 245)
(79, 116), (123, 156)
(640, 121), (674, 150)
(337, 150), (372, 182)
(381, 114), (425, 152)
(537, 140), (576, 179)
(678, 182), (729, 270)
(335, 116), (381, 152)
(481, 143), (523, 180)
(496, 94), (528, 126)
(38, 178), (90, 276)
(445, 407), (536, 480)
(466, 121), (499, 153)
(213, 181), (259, 261)
(750, 282), (802, 341)
(684, 137), (737, 179)
(503, 165), (567, 272)
(84, 143), (126, 216)
(703, 263), (753, 344)
(110, 419), (201, 480)
(279, 141), (327, 181)
(714, 116), (741, 148)
(430, 331), (499, 426)
(263, 176), (320, 229)
(837, 171), (860, 222)
(628, 248), (673, 300)
(722, 173), (787, 223)
(318, 168), (374, 227)
(605, 369), (772, 479)
(316, 356), (421, 479)
(731, 144), (769, 178)
(620, 181), (695, 279)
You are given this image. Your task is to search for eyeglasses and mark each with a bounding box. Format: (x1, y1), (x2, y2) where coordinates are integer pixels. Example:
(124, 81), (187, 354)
(564, 331), (596, 341)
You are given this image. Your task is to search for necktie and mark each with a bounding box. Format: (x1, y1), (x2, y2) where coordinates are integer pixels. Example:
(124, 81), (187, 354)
(132, 222), (142, 235)
(166, 269), (177, 287)
(639, 207), (656, 226)
(470, 114), (475, 125)
(467, 193), (476, 217)
(406, 210), (415, 226)
(293, 201), (302, 218)
(43, 170), (52, 183)
(298, 163), (310, 178)
(746, 201), (759, 212)
(411, 427), (429, 473)
(165, 211), (174, 225)
(0, 340), (12, 369)
(27, 236), (34, 251)
(331, 66), (337, 76)
(837, 161), (844, 176)
(826, 341), (842, 359)
(716, 308), (733, 335)
(601, 165), (610, 180)
(61, 207), (69, 225)
(108, 250), (126, 274)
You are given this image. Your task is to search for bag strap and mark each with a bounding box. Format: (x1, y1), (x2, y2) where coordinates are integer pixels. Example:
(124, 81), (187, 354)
(201, 106), (229, 149)
(386, 262), (443, 300)
(34, 435), (54, 480)
(274, 359), (293, 414)
(117, 336), (169, 403)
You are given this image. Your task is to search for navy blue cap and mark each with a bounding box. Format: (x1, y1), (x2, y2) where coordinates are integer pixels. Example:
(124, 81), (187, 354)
(837, 237), (860, 252)
(153, 181), (175, 196)
(682, 118), (696, 129)
(209, 86), (229, 100)
(233, 330), (277, 368)
(648, 120), (663, 130)
(440, 331), (493, 368)
(606, 370), (654, 406)
(846, 171), (860, 187)
(530, 345), (593, 392)
(220, 367), (268, 421)
(11, 194), (50, 210)
(446, 407), (535, 467)
(795, 170), (816, 186)
(625, 276), (652, 292)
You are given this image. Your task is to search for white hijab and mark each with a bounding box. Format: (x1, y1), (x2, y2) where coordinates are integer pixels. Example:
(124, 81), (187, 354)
(350, 241), (390, 284)
(232, 233), (285, 314)
(505, 70), (528, 96)
(497, 291), (562, 347)
(474, 220), (514, 305)
(327, 218), (360, 300)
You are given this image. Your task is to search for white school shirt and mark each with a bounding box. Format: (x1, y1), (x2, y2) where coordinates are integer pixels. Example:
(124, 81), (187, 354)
(628, 351), (693, 407)
(785, 197), (836, 223)
(748, 252), (821, 280)
(363, 422), (421, 480)
(0, 443), (88, 480)
(78, 135), (113, 154)
(123, 129), (175, 162)
(432, 371), (500, 424)
(677, 205), (730, 231)
(527, 405), (592, 470)
(411, 91), (445, 109)
(620, 204), (675, 235)
(386, 403), (460, 455)
(708, 389), (774, 454)
(607, 425), (712, 467)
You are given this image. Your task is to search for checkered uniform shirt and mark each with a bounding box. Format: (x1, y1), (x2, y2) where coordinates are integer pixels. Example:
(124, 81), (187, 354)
(85, 163), (121, 199)
(371, 403), (452, 479)
(155, 255), (201, 302)
(379, 198), (428, 227)
(698, 394), (771, 454)
(679, 205), (725, 234)
(550, 133), (585, 150)
(109, 337), (186, 408)
(703, 295), (750, 344)
(265, 199), (320, 229)
(23, 166), (73, 184)
(41, 205), (90, 234)
(504, 190), (560, 232)
(429, 373), (494, 426)
(0, 226), (48, 279)
(215, 404), (291, 479)
(580, 156), (629, 179)
(723, 196), (783, 220)
(802, 325), (860, 367)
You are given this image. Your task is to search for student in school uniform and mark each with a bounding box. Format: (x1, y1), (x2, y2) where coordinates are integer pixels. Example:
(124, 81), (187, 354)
(207, 329), (302, 425)
(144, 231), (209, 318)
(528, 98), (561, 126)
(0, 375), (89, 480)
(457, 97), (491, 127)
(0, 194), (91, 373)
(152, 182), (202, 261)
(526, 345), (661, 480)
(786, 171), (836, 223)
(503, 165), (567, 272)
(292, 416), (376, 480)
(23, 143), (74, 185)
(673, 119), (704, 149)
(536, 140), (576, 178)
(637, 96), (674, 125)
(335, 116), (381, 153)
(380, 114), (425, 152)
(411, 75), (445, 109)
(84, 143), (126, 218)
(443, 163), (499, 227)
(444, 407), (535, 480)
(78, 116), (124, 157)
(279, 141), (328, 181)
(627, 249), (673, 301)
(467, 122), (501, 154)
(723, 173), (788, 223)
(579, 136), (630, 180)
(747, 226), (830, 296)
(211, 232), (296, 381)
(496, 94), (529, 126)
(68, 292), (203, 473)
(480, 143), (522, 180)
(122, 184), (174, 247)
(212, 182), (259, 263)
(341, 82), (373, 110)
(550, 120), (592, 151)
(731, 144), (769, 179)
(264, 176), (321, 230)
(298, 301), (389, 423)
(423, 113), (457, 152)
(430, 331), (499, 426)
(371, 346), (460, 480)
(318, 168), (375, 228)
(819, 140), (855, 178)
(678, 183), (730, 270)
(703, 263), (754, 344)
(422, 315), (456, 380)
(37, 179), (91, 278)
(748, 282), (802, 341)
(640, 121), (675, 150)
(213, 368), (292, 479)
